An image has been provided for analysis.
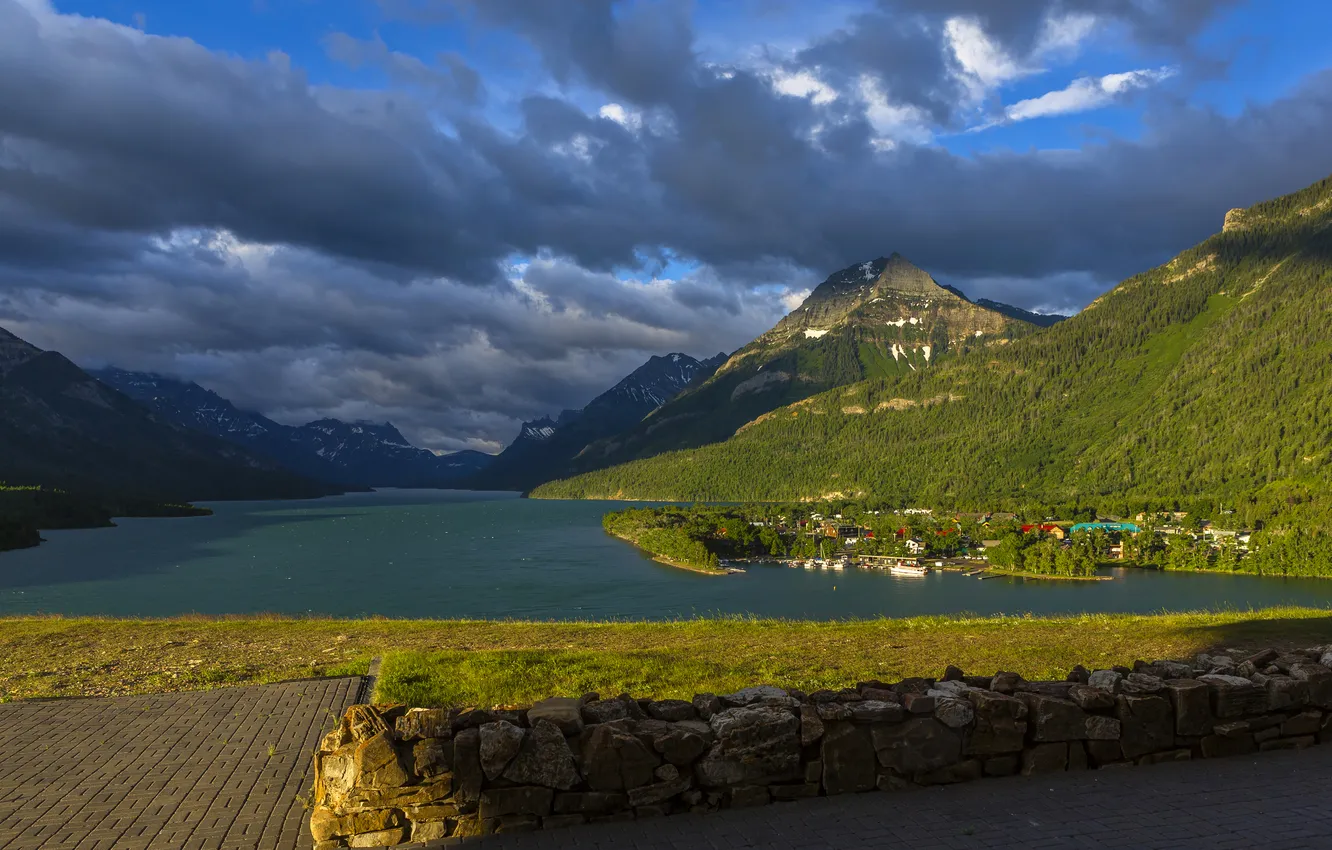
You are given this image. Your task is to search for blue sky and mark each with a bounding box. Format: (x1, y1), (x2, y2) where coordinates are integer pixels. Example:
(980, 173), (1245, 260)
(5, 0), (1332, 450)
(56, 0), (1332, 154)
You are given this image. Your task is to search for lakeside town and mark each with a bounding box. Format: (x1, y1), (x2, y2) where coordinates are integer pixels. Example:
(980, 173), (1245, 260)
(602, 502), (1289, 580)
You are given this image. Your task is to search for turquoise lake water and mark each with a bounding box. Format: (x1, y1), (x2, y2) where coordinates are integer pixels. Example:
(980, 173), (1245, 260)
(3, 489), (1331, 619)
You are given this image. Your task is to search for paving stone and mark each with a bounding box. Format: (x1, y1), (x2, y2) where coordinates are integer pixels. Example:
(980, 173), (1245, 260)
(0, 677), (361, 850)
(418, 738), (1332, 850)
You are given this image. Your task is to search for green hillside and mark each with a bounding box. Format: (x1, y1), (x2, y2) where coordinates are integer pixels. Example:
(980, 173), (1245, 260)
(534, 174), (1332, 521)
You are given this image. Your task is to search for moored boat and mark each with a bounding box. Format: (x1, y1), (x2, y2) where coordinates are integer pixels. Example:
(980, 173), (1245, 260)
(889, 564), (930, 577)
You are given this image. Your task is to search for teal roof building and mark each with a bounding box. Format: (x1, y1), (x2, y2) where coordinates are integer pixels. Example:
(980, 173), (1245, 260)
(1070, 522), (1141, 533)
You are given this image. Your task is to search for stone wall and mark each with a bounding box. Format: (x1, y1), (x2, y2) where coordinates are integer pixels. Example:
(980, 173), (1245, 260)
(310, 646), (1332, 847)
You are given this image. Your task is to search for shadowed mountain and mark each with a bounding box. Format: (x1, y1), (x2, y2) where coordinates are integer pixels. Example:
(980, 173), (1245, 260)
(91, 369), (492, 489)
(0, 328), (334, 501)
(472, 352), (727, 492)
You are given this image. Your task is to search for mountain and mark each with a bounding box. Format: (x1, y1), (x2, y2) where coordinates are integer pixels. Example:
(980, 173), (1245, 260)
(974, 299), (1066, 327)
(472, 352), (727, 491)
(286, 418), (492, 488)
(0, 329), (333, 501)
(91, 369), (492, 488)
(560, 254), (1042, 475)
(533, 172), (1332, 514)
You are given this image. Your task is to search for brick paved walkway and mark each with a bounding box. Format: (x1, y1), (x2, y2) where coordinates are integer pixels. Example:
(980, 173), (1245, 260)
(444, 743), (1332, 850)
(0, 678), (359, 850)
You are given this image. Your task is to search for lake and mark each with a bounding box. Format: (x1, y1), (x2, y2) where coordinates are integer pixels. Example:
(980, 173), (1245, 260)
(3, 489), (1331, 619)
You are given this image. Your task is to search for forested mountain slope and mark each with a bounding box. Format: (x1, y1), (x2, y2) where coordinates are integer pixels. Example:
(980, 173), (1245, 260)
(566, 255), (1041, 473)
(534, 174), (1332, 514)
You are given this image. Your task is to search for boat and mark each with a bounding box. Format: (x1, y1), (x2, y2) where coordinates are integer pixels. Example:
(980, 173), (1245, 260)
(889, 564), (930, 577)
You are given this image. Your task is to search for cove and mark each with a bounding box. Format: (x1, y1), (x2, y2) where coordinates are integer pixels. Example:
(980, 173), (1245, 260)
(2, 489), (1331, 619)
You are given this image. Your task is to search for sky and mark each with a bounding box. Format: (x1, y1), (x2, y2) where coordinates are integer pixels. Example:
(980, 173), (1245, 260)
(2, 0), (1332, 454)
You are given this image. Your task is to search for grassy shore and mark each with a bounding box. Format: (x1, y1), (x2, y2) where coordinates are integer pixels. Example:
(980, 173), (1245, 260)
(2, 608), (1329, 705)
(607, 530), (726, 575)
(609, 532), (726, 576)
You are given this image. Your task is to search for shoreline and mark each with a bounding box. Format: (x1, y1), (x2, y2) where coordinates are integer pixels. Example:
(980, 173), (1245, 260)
(984, 568), (1113, 582)
(1119, 563), (1331, 581)
(607, 531), (728, 576)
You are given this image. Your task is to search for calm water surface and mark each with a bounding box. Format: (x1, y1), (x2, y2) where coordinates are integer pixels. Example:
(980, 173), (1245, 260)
(3, 489), (1331, 619)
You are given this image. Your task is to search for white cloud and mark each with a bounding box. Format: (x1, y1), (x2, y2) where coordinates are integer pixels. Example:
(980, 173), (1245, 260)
(1005, 66), (1176, 122)
(771, 69), (838, 105)
(1034, 12), (1099, 58)
(782, 289), (812, 311)
(857, 75), (933, 150)
(944, 16), (1034, 101)
(598, 102), (643, 131)
(552, 133), (601, 162)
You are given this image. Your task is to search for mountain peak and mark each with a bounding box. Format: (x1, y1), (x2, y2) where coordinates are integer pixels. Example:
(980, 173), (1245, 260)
(874, 253), (948, 297)
(0, 325), (44, 374)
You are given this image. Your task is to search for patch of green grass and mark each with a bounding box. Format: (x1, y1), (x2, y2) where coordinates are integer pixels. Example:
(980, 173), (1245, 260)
(3, 608), (1329, 704)
(376, 649), (739, 708)
(372, 607), (1332, 707)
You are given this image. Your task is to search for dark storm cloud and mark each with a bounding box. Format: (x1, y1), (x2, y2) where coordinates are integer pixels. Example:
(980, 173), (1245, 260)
(0, 0), (505, 281)
(794, 11), (957, 125)
(4, 0), (1332, 448)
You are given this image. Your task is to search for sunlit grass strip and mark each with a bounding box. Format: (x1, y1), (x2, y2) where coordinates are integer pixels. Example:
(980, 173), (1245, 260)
(370, 608), (1332, 706)
(2, 608), (1328, 703)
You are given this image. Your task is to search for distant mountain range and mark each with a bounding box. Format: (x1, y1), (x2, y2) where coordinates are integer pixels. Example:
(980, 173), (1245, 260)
(533, 172), (1332, 510)
(973, 298), (1066, 327)
(471, 352), (727, 491)
(90, 368), (492, 489)
(0, 329), (333, 501)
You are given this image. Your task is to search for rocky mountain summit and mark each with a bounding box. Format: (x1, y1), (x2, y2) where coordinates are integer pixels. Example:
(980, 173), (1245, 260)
(92, 368), (491, 489)
(725, 253), (1033, 377)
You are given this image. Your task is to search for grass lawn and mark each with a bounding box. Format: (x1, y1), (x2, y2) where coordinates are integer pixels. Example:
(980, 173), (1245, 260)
(1, 607), (1329, 705)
